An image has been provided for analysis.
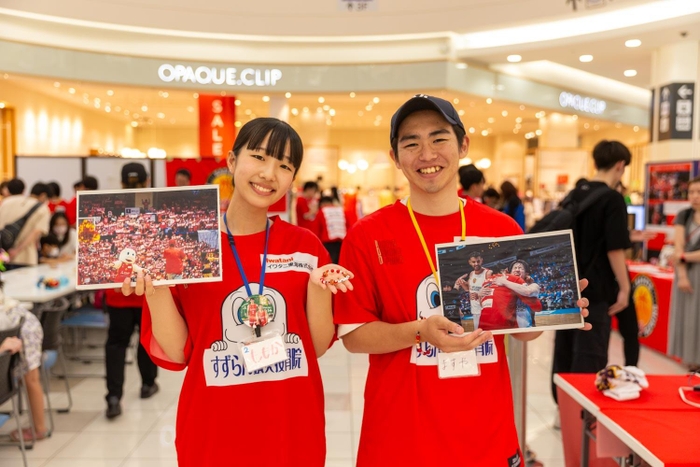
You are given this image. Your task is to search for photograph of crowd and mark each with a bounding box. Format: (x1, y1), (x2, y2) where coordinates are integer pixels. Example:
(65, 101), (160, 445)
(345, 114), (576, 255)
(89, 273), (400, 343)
(76, 186), (222, 290)
(436, 231), (584, 335)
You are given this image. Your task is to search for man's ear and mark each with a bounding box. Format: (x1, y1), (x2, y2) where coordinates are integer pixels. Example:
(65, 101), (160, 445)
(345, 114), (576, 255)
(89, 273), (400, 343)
(390, 149), (400, 169)
(459, 135), (470, 159)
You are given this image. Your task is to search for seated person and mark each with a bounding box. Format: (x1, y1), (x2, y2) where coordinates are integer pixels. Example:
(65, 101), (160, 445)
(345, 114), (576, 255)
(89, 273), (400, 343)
(38, 233), (61, 264)
(0, 296), (48, 441)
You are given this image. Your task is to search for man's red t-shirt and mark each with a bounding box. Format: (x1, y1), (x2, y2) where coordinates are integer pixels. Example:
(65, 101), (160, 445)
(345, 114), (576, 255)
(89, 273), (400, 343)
(334, 199), (525, 466)
(163, 247), (186, 274)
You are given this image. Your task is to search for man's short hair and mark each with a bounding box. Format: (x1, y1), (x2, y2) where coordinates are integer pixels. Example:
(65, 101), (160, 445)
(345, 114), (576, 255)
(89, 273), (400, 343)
(47, 181), (60, 198)
(175, 168), (191, 180)
(82, 176), (99, 190)
(483, 188), (499, 200)
(458, 165), (485, 191)
(592, 140), (631, 170)
(40, 233), (59, 248)
(30, 182), (51, 198)
(510, 259), (530, 274)
(7, 178), (25, 195)
(121, 163), (147, 188)
(303, 181), (319, 192)
(467, 250), (482, 260)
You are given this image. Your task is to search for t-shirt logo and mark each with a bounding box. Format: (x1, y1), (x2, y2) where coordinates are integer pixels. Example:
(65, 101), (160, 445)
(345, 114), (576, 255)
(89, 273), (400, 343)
(264, 252), (318, 274)
(203, 284), (308, 386)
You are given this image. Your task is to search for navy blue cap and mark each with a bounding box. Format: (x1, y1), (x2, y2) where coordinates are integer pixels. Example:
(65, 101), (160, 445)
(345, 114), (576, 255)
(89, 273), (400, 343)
(390, 94), (465, 141)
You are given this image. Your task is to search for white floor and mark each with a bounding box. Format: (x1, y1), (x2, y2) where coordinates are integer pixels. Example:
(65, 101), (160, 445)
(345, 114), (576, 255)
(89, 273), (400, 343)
(0, 331), (686, 467)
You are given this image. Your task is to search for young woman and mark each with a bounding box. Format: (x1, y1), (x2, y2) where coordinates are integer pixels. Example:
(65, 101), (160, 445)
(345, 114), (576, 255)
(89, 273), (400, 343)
(49, 212), (77, 258)
(669, 176), (700, 371)
(500, 181), (525, 231)
(124, 118), (353, 466)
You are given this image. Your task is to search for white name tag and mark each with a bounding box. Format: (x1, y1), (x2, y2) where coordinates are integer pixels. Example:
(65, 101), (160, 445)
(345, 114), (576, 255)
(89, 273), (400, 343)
(437, 349), (480, 378)
(240, 334), (287, 372)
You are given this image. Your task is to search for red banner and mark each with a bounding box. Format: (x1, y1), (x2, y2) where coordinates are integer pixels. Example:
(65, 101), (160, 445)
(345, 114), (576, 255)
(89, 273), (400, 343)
(199, 95), (236, 158)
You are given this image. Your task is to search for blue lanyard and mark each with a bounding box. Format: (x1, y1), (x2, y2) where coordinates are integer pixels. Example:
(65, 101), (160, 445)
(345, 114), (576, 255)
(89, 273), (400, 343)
(223, 213), (270, 297)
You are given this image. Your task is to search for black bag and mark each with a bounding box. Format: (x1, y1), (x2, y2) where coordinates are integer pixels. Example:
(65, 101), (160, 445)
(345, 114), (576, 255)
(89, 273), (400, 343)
(528, 185), (609, 233)
(0, 202), (43, 251)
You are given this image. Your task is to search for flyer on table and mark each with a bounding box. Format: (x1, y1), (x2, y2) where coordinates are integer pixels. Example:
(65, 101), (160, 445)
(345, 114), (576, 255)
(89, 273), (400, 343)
(76, 185), (223, 290)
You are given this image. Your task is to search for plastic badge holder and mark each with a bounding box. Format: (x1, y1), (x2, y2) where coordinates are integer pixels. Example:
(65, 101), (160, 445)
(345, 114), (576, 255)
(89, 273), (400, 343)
(238, 330), (286, 373)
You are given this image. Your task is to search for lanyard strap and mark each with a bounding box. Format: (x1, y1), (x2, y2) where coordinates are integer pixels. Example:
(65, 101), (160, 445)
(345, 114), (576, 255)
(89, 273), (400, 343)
(406, 197), (466, 286)
(223, 213), (270, 297)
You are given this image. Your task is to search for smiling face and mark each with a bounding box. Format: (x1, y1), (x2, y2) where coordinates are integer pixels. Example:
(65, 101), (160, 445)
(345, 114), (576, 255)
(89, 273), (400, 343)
(468, 255), (483, 272)
(511, 262), (526, 278)
(391, 110), (468, 200)
(227, 131), (295, 210)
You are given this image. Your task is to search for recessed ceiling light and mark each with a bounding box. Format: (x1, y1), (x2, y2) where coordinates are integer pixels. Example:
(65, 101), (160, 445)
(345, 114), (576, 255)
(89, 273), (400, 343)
(285, 92), (292, 98)
(235, 121), (242, 128)
(349, 92), (356, 98)
(486, 98), (493, 104)
(453, 98), (460, 105)
(373, 97), (380, 104)
(318, 97), (325, 103)
(68, 88), (75, 94)
(515, 117), (522, 123)
(53, 82), (60, 88)
(105, 106), (111, 113)
(584, 123), (590, 129)
(220, 91), (226, 96)
(572, 115), (578, 120)
(624, 69), (638, 77)
(157, 113), (165, 119)
(456, 63), (468, 70)
(262, 96), (270, 102)
(625, 39), (642, 48)
(507, 55), (522, 63)
(458, 109), (465, 116)
(469, 127), (475, 134)
(519, 105), (525, 110)
(130, 121), (138, 127)
(579, 55), (594, 63)
(501, 110), (508, 117)
(235, 100), (241, 106)
(193, 93), (199, 99)
(481, 130), (489, 136)
(535, 129), (542, 136)
(107, 90), (114, 96)
(487, 117), (495, 123)
(291, 108), (299, 116)
(187, 106), (194, 112)
(141, 105), (148, 112)
(633, 126), (640, 132)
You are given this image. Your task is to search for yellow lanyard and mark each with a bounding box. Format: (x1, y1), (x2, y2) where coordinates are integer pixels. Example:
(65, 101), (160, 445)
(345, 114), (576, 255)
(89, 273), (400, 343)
(406, 197), (466, 286)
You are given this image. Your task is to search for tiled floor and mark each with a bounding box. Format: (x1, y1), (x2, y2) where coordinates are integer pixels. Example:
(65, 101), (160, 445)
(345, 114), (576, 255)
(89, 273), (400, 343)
(0, 331), (686, 467)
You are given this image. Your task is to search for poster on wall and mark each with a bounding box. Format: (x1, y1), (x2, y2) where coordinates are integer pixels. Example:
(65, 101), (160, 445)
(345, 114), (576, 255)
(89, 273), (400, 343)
(644, 161), (695, 257)
(199, 95), (237, 158)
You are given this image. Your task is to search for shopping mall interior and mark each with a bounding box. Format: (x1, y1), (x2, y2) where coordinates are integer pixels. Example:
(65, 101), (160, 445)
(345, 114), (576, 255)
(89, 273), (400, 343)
(1, 0), (700, 466)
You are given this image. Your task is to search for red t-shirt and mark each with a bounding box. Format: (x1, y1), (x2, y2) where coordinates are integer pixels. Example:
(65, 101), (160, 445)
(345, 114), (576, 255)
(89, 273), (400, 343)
(163, 247), (186, 274)
(295, 196), (320, 237)
(480, 275), (543, 330)
(334, 199), (525, 466)
(141, 218), (331, 467)
(48, 199), (69, 214)
(66, 197), (77, 226)
(317, 205), (347, 243)
(105, 288), (144, 308)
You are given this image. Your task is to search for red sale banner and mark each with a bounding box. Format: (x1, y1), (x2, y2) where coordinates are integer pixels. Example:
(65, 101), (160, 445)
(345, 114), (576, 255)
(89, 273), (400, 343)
(199, 95), (236, 158)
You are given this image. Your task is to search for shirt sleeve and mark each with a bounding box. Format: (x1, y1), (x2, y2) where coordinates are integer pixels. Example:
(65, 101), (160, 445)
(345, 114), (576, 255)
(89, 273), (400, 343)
(333, 227), (381, 336)
(140, 286), (193, 372)
(604, 193), (633, 252)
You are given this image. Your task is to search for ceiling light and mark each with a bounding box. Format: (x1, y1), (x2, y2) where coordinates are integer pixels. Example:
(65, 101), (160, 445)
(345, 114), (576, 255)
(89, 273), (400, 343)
(515, 117), (522, 123)
(318, 97), (325, 103)
(338, 159), (349, 170)
(572, 115), (578, 120)
(507, 55), (522, 63)
(456, 63), (468, 70)
(262, 96), (270, 102)
(373, 97), (380, 104)
(329, 109), (336, 116)
(535, 129), (542, 136)
(220, 91), (226, 96)
(107, 90), (114, 96)
(193, 93), (199, 99)
(633, 126), (640, 132)
(625, 39), (642, 48)
(303, 107), (309, 113)
(624, 69), (638, 77)
(513, 129), (519, 134)
(157, 113), (165, 119)
(349, 92), (356, 98)
(453, 98), (460, 104)
(285, 92), (292, 98)
(481, 130), (489, 136)
(323, 105), (330, 111)
(124, 110), (130, 115)
(170, 118), (176, 124)
(53, 82), (60, 88)
(458, 109), (465, 116)
(141, 105), (148, 112)
(515, 123), (521, 129)
(94, 102), (100, 109)
(68, 88), (75, 94)
(487, 117), (495, 123)
(235, 100), (241, 106)
(0, 103), (4, 109)
(486, 98), (493, 104)
(187, 106), (194, 112)
(161, 91), (169, 98)
(105, 106), (111, 113)
(501, 110), (508, 117)
(579, 55), (594, 63)
(347, 164), (358, 173)
(584, 123), (590, 129)
(365, 105), (372, 111)
(291, 108), (299, 116)
(133, 113), (139, 118)
(2, 74), (8, 79)
(475, 158), (491, 169)
(357, 159), (370, 171)
(469, 127), (476, 134)
(317, 107), (323, 113)
(358, 111), (364, 116)
(130, 121), (138, 127)
(245, 109), (252, 115)
(235, 121), (242, 128)
(519, 105), (525, 110)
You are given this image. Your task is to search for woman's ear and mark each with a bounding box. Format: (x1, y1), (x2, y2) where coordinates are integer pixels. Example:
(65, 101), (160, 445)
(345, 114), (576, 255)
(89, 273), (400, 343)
(227, 150), (236, 174)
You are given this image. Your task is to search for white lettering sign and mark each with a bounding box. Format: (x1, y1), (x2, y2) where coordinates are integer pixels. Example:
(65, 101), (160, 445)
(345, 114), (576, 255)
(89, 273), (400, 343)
(558, 92), (607, 115)
(158, 64), (282, 87)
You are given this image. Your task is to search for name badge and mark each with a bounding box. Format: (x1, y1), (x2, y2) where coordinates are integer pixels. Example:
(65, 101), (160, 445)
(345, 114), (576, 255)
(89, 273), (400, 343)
(437, 349), (480, 379)
(239, 333), (286, 372)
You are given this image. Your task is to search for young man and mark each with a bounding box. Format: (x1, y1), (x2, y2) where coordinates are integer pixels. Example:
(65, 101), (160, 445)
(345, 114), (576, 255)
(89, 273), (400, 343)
(335, 95), (590, 465)
(164, 238), (187, 280)
(295, 181), (320, 236)
(174, 168), (192, 187)
(0, 181), (51, 267)
(457, 164), (485, 202)
(454, 250), (492, 328)
(551, 140), (631, 402)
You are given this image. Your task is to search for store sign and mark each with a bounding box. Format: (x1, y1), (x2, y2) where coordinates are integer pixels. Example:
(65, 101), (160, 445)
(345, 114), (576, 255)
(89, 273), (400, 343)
(199, 95), (236, 158)
(658, 82), (694, 141)
(158, 64), (282, 87)
(558, 92), (607, 115)
(338, 0), (377, 11)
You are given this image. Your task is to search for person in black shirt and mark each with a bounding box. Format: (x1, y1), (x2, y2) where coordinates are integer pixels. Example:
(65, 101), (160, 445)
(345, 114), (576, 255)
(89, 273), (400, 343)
(551, 141), (632, 405)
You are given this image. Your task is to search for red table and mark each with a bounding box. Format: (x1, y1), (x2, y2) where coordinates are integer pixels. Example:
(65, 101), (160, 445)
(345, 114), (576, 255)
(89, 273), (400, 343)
(555, 374), (700, 467)
(627, 262), (675, 356)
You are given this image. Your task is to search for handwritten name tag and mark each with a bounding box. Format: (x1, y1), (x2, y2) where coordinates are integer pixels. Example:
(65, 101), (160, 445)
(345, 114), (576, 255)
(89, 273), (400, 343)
(437, 349), (480, 379)
(240, 334), (287, 372)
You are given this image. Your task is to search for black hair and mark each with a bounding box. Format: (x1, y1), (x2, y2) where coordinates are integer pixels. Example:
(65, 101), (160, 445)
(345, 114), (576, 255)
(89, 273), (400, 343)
(500, 180), (522, 215)
(330, 186), (341, 203)
(47, 181), (61, 198)
(82, 176), (99, 190)
(30, 182), (51, 198)
(40, 233), (60, 248)
(510, 259), (529, 274)
(7, 178), (25, 195)
(467, 250), (482, 260)
(303, 181), (319, 192)
(73, 180), (83, 189)
(592, 140), (631, 171)
(391, 122), (466, 161)
(319, 196), (335, 206)
(458, 164), (485, 191)
(175, 168), (191, 180)
(483, 187), (499, 200)
(49, 212), (71, 248)
(232, 118), (303, 173)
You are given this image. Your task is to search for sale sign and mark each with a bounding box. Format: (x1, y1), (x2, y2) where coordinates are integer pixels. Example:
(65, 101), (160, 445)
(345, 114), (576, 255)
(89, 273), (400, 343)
(198, 95), (236, 158)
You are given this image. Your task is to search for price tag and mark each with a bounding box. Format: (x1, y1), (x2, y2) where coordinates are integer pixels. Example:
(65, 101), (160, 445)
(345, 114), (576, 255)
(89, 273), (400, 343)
(437, 349), (480, 379)
(240, 334), (286, 372)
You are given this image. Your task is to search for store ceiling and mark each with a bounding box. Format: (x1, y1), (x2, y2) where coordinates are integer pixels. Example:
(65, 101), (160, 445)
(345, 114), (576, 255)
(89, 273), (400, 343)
(5, 74), (644, 141)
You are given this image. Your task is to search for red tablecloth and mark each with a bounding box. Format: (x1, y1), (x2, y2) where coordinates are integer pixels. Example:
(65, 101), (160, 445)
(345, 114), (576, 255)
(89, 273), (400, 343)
(628, 262), (674, 356)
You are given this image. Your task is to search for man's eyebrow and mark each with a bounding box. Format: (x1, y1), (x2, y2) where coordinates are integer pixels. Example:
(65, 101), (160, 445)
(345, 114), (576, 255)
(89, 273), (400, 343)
(399, 128), (451, 143)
